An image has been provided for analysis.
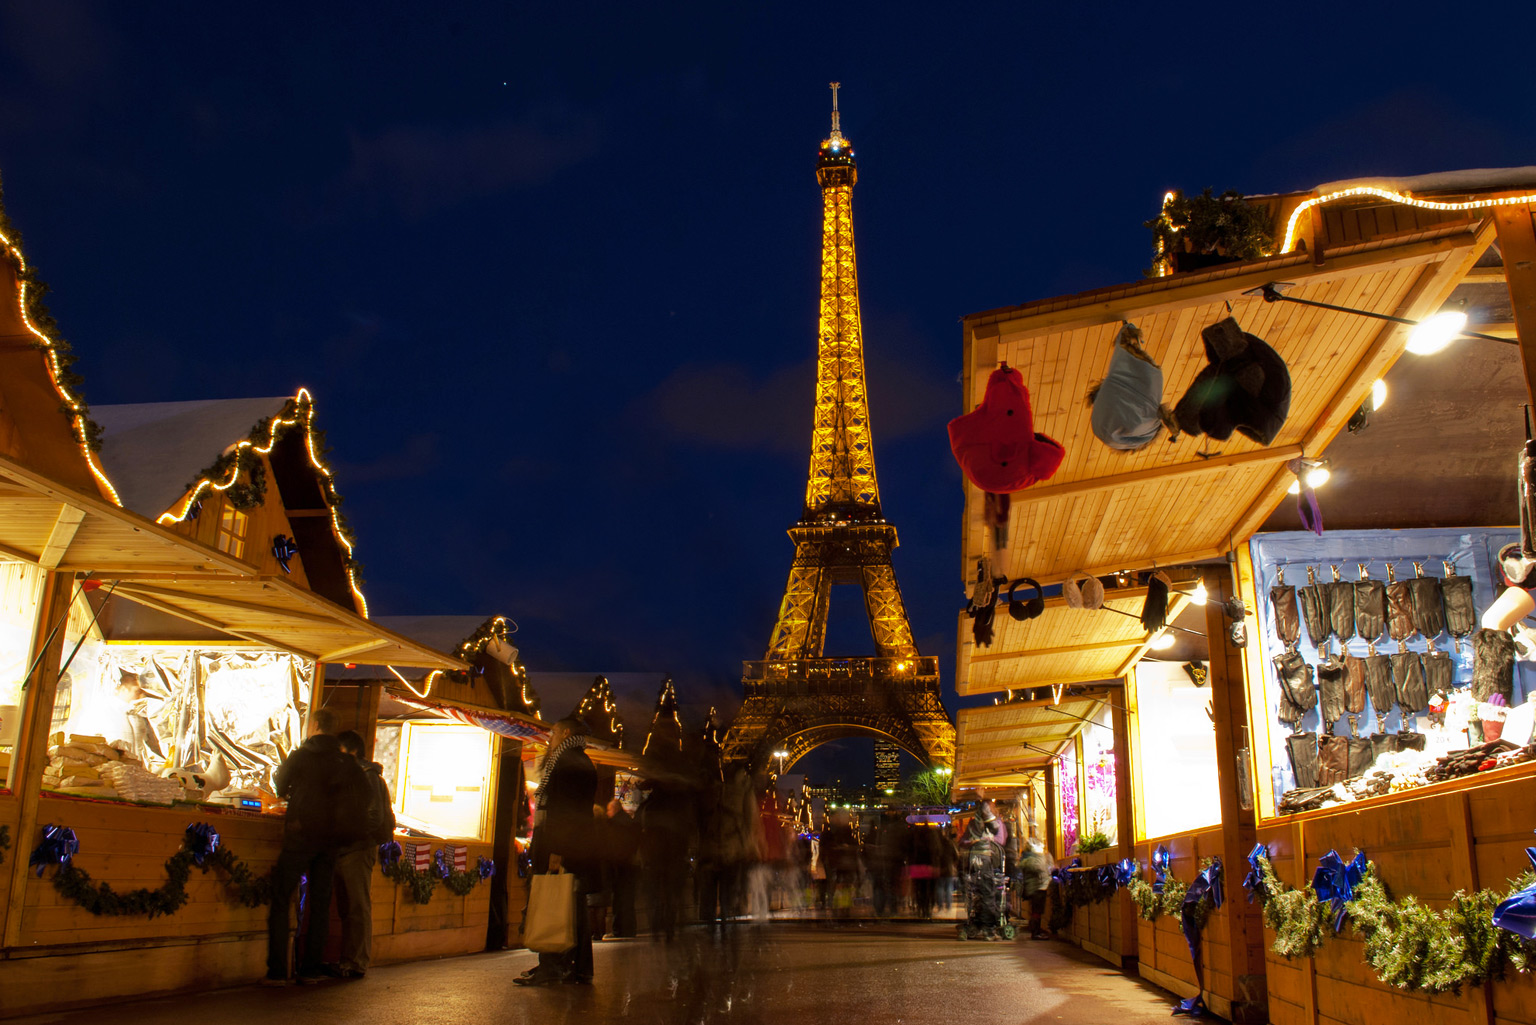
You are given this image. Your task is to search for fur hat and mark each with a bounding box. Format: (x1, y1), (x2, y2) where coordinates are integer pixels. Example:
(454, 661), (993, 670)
(949, 365), (1066, 494)
(1174, 317), (1291, 446)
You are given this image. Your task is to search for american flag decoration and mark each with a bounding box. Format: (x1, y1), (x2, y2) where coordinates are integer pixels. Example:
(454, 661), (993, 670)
(404, 842), (432, 871)
(451, 845), (468, 872)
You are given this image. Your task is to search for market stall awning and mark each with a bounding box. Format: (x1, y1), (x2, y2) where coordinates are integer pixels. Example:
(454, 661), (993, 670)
(960, 220), (1492, 588)
(107, 574), (466, 670)
(953, 693), (1108, 790)
(388, 691), (549, 742)
(957, 583), (1191, 696)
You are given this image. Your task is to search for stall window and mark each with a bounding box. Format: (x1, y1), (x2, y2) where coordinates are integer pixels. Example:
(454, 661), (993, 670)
(216, 505), (249, 558)
(393, 722), (494, 841)
(1133, 659), (1221, 838)
(1081, 704), (1118, 846)
(0, 559), (45, 789)
(1058, 741), (1079, 855)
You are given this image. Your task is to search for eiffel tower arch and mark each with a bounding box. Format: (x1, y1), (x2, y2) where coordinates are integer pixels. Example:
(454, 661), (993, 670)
(723, 85), (956, 776)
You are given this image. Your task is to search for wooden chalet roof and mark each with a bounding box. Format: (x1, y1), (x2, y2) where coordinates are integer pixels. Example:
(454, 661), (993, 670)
(953, 693), (1107, 790)
(960, 220), (1492, 591)
(957, 581), (1191, 696)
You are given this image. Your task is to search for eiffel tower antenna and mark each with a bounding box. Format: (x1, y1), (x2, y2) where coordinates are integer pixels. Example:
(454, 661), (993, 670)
(722, 88), (956, 775)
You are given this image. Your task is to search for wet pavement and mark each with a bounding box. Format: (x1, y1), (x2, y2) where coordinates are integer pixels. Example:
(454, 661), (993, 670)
(14, 922), (1187, 1025)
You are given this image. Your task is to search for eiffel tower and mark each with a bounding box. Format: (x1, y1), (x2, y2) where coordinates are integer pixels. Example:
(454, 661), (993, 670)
(723, 85), (956, 775)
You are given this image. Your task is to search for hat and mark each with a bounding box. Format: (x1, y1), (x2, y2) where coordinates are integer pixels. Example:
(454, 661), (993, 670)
(948, 365), (1066, 494)
(1174, 317), (1291, 445)
(1089, 323), (1168, 451)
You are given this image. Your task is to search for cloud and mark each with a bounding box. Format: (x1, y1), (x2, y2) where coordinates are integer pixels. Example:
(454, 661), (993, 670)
(346, 112), (602, 216)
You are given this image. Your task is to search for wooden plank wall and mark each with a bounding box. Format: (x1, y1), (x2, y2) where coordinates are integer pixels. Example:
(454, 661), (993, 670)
(0, 797), (495, 1015)
(1256, 765), (1536, 1025)
(1133, 826), (1252, 1020)
(1061, 847), (1134, 967)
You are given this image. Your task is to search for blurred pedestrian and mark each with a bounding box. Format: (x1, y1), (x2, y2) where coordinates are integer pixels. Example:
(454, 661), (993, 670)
(606, 798), (640, 937)
(329, 730), (394, 978)
(1018, 837), (1053, 939)
(906, 820), (941, 920)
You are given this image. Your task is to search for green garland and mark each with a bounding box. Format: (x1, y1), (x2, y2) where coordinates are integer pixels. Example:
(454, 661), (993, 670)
(1253, 853), (1536, 993)
(380, 854), (484, 904)
(1128, 877), (1160, 920)
(1125, 861), (1215, 925)
(48, 838), (271, 918)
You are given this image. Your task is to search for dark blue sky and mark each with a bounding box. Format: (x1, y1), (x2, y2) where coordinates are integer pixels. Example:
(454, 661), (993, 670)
(3, 4), (1533, 780)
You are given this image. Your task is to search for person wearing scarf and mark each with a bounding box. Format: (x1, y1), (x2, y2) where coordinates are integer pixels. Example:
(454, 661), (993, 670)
(517, 718), (599, 987)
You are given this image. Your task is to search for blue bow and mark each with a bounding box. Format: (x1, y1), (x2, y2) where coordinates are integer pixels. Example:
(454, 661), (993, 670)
(478, 856), (495, 880)
(1172, 995), (1208, 1018)
(434, 847), (451, 879)
(1050, 856), (1082, 889)
(1494, 845), (1536, 939)
(1096, 865), (1116, 891)
(1152, 845), (1171, 894)
(271, 534), (299, 573)
(378, 840), (402, 871)
(1242, 843), (1269, 904)
(184, 823), (220, 867)
(1311, 849), (1367, 932)
(29, 824), (79, 876)
(1114, 858), (1139, 887)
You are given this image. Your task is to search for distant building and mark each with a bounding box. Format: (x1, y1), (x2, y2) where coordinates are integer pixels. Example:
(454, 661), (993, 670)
(874, 739), (901, 796)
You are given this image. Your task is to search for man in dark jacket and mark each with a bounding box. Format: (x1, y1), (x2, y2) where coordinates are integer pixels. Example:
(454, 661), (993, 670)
(331, 730), (394, 978)
(517, 717), (599, 986)
(265, 708), (374, 985)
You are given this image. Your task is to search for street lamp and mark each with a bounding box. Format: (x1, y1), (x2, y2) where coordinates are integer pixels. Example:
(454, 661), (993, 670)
(774, 749), (789, 775)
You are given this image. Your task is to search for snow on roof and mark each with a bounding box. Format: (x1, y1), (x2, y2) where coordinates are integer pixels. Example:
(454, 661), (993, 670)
(92, 396), (293, 518)
(1313, 166), (1536, 196)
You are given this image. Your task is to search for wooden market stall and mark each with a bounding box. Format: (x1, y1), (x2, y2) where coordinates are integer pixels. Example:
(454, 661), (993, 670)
(954, 178), (1514, 1022)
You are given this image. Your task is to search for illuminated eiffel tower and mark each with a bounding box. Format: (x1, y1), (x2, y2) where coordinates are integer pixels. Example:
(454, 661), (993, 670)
(723, 85), (956, 775)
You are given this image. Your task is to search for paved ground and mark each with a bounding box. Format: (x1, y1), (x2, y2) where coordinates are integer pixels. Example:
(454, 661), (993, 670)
(14, 923), (1190, 1025)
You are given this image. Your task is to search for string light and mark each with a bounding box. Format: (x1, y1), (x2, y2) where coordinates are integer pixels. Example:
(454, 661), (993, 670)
(156, 387), (370, 618)
(1280, 185), (1536, 254)
(0, 227), (122, 506)
(390, 664), (439, 700)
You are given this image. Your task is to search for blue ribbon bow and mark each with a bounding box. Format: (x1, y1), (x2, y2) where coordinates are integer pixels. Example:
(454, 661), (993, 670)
(1243, 843), (1269, 904)
(378, 840), (402, 871)
(1096, 865), (1116, 891)
(1113, 858), (1139, 887)
(477, 856), (495, 881)
(271, 534), (299, 573)
(29, 824), (79, 876)
(434, 847), (451, 879)
(1311, 849), (1368, 932)
(184, 823), (220, 867)
(1152, 845), (1171, 894)
(1494, 844), (1536, 939)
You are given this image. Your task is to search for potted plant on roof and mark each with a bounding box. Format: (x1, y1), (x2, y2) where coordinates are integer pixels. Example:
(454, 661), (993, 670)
(1146, 188), (1275, 276)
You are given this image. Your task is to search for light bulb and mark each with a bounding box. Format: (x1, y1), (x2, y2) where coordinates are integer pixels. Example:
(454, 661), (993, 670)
(1406, 311), (1467, 355)
(1150, 630), (1177, 651)
(1190, 580), (1208, 606)
(1305, 465), (1331, 488)
(1371, 379), (1387, 411)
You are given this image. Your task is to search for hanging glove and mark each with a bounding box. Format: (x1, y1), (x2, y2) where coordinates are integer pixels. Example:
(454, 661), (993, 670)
(1141, 573), (1170, 633)
(1369, 733), (1395, 765)
(1317, 655), (1348, 731)
(1472, 628), (1515, 703)
(1391, 652), (1428, 714)
(1386, 580), (1415, 641)
(1271, 584), (1300, 648)
(1363, 654), (1394, 723)
(1277, 689), (1305, 727)
(1347, 737), (1375, 779)
(1300, 581), (1330, 649)
(1317, 735), (1350, 786)
(1344, 655), (1367, 716)
(1327, 578), (1357, 643)
(1354, 579), (1386, 641)
(1443, 573), (1475, 639)
(1272, 650), (1318, 714)
(1423, 650), (1455, 700)
(1409, 576), (1446, 639)
(1395, 732), (1427, 753)
(1286, 732), (1319, 790)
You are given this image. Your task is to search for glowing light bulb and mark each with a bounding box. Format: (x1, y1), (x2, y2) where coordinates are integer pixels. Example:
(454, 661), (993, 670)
(1150, 631), (1177, 651)
(1406, 311), (1467, 355)
(1371, 379), (1387, 411)
(1190, 580), (1208, 606)
(1306, 465), (1331, 488)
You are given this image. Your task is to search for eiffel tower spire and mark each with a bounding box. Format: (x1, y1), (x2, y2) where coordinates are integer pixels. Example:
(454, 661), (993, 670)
(722, 88), (955, 774)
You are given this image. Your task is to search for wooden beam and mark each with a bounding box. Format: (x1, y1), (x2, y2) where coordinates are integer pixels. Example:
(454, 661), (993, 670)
(319, 638), (392, 663)
(1462, 267), (1509, 285)
(36, 505), (86, 570)
(1007, 446), (1304, 507)
(1478, 321), (1518, 339)
(111, 588), (323, 661)
(0, 538), (40, 564)
(1494, 205), (1536, 407)
(110, 581), (337, 624)
(969, 636), (1145, 664)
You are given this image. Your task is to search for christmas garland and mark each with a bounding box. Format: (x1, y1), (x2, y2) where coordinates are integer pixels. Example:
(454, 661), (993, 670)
(1251, 848), (1536, 993)
(31, 823), (271, 917)
(378, 842), (493, 904)
(1126, 862), (1218, 925)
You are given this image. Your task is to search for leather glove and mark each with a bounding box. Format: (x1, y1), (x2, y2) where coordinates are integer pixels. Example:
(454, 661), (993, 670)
(1344, 655), (1367, 714)
(1347, 737), (1375, 779)
(1270, 585), (1300, 648)
(1369, 733), (1395, 765)
(1363, 654), (1394, 721)
(1317, 735), (1350, 786)
(1409, 576), (1446, 639)
(1327, 580), (1357, 643)
(1285, 732), (1319, 790)
(1354, 579), (1386, 641)
(1391, 652), (1428, 713)
(1395, 732), (1426, 753)
(1278, 689), (1304, 727)
(1317, 655), (1348, 729)
(1300, 583), (1330, 649)
(1442, 574), (1475, 638)
(1272, 650), (1318, 714)
(1471, 628), (1515, 703)
(1386, 581), (1415, 641)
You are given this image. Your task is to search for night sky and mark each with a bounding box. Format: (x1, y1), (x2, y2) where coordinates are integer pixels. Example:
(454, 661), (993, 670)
(3, 5), (1533, 781)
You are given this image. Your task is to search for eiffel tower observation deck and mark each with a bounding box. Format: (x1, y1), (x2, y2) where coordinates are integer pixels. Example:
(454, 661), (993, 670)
(723, 85), (956, 774)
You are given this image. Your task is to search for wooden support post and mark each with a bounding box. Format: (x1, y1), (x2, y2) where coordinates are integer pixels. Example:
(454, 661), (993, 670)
(1111, 681), (1138, 964)
(1203, 565), (1268, 1025)
(1045, 760), (1061, 860)
(1494, 205), (1536, 407)
(3, 571), (74, 948)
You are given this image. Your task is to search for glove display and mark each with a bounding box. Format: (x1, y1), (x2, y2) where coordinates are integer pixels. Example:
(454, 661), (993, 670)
(1442, 571), (1475, 640)
(1317, 735), (1350, 786)
(1354, 577), (1386, 641)
(1423, 650), (1455, 702)
(1271, 650), (1318, 715)
(1409, 572), (1446, 639)
(1347, 737), (1375, 778)
(1327, 575), (1357, 643)
(1285, 732), (1319, 790)
(1300, 572), (1330, 649)
(1386, 577), (1415, 641)
(1317, 655), (1348, 730)
(1270, 583), (1300, 649)
(1363, 654), (1394, 729)
(1391, 652), (1428, 715)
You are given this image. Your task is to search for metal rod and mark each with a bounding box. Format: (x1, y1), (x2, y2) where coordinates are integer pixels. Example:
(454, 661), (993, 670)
(1255, 283), (1513, 344)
